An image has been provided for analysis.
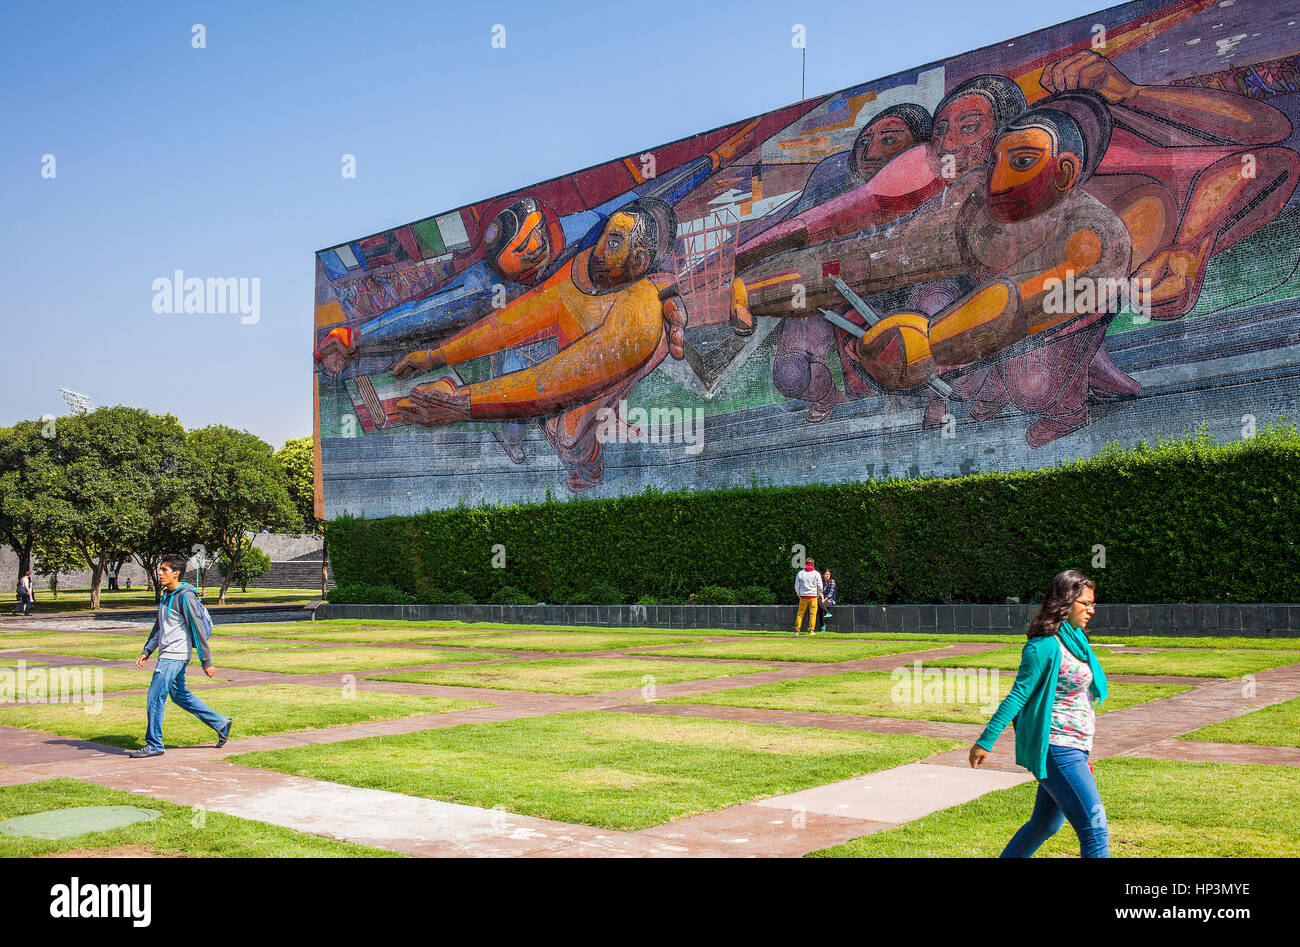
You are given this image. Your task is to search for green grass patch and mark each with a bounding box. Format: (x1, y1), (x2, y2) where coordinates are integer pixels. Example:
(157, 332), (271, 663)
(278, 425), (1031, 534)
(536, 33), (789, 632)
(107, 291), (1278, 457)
(1178, 695), (1300, 748)
(0, 684), (489, 748)
(38, 638), (337, 661)
(1091, 635), (1300, 650)
(1, 588), (318, 614)
(0, 634), (142, 652)
(213, 647), (510, 674)
(809, 757), (1300, 857)
(664, 672), (1188, 724)
(430, 632), (707, 652)
(230, 710), (962, 830)
(926, 646), (1299, 678)
(226, 624), (514, 642)
(0, 778), (400, 857)
(1, 666), (232, 701)
(366, 657), (777, 695)
(653, 639), (953, 663)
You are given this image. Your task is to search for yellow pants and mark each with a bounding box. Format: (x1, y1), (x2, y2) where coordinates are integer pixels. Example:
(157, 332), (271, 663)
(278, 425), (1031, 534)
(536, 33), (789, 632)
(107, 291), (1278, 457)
(795, 597), (819, 634)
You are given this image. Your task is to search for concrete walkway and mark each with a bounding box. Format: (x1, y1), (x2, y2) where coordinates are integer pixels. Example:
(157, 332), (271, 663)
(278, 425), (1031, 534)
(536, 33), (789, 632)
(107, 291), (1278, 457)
(2, 621), (1298, 857)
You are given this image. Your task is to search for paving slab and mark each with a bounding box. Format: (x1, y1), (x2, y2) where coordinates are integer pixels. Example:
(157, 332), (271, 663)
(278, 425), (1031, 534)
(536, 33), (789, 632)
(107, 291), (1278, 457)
(750, 761), (1032, 825)
(1124, 738), (1300, 767)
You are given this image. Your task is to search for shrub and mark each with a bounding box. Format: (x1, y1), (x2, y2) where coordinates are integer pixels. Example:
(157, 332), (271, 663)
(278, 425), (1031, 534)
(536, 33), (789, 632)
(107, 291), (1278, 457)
(326, 584), (413, 605)
(564, 580), (625, 605)
(489, 586), (536, 605)
(326, 423), (1300, 605)
(413, 589), (448, 604)
(445, 590), (476, 605)
(696, 585), (739, 604)
(739, 584), (777, 605)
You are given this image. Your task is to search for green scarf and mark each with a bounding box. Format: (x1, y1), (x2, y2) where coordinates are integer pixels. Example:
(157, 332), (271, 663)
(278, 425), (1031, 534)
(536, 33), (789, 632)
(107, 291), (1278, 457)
(1058, 619), (1108, 703)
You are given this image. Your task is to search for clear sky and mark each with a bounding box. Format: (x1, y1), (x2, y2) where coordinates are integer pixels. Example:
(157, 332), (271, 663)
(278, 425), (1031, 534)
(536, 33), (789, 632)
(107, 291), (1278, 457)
(1, 0), (1111, 448)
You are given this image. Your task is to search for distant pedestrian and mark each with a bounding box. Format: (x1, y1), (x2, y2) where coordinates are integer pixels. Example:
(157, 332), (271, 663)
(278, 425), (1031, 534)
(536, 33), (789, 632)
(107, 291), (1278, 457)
(794, 556), (824, 636)
(107, 568), (118, 591)
(818, 568), (837, 633)
(969, 569), (1110, 858)
(14, 571), (34, 616)
(125, 576), (132, 590)
(130, 553), (232, 759)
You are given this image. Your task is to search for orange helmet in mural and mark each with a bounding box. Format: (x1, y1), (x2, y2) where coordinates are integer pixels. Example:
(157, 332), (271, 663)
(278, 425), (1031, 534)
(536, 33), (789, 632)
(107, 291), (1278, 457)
(480, 196), (566, 287)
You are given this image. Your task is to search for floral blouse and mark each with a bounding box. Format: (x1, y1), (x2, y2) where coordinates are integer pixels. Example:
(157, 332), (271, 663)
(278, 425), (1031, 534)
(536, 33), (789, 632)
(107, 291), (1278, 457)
(1049, 638), (1095, 751)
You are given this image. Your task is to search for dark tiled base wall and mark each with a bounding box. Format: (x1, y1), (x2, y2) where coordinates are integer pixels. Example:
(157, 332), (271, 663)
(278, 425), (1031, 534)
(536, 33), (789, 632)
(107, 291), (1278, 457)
(315, 603), (1300, 638)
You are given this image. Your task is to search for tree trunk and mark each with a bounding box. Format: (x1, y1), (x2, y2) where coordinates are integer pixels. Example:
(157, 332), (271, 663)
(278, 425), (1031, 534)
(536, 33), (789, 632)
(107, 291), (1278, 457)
(217, 571), (233, 606)
(89, 550), (105, 610)
(50, 572), (59, 600)
(321, 534), (329, 599)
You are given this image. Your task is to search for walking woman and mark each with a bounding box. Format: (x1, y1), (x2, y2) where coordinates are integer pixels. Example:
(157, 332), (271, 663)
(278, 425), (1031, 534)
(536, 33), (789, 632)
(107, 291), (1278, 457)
(968, 570), (1110, 857)
(16, 570), (34, 616)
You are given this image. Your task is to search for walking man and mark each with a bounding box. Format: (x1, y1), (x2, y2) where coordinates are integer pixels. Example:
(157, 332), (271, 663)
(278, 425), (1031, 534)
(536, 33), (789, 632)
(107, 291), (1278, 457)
(130, 553), (232, 758)
(794, 557), (824, 636)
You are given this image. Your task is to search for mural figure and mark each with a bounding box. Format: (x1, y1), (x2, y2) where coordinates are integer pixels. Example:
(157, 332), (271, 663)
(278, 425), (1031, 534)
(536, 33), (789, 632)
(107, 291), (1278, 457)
(390, 199), (687, 490)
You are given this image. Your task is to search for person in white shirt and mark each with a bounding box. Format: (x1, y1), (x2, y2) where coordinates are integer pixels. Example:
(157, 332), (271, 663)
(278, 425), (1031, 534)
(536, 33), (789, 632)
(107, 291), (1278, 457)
(794, 557), (825, 635)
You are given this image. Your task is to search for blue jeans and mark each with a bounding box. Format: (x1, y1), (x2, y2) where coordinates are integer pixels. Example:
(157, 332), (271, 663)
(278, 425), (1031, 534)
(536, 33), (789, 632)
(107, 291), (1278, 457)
(143, 658), (229, 752)
(1001, 744), (1110, 858)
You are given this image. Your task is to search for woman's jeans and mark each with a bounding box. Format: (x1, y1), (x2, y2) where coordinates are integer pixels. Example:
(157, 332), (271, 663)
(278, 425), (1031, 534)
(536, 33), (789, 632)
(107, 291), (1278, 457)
(1001, 744), (1110, 858)
(144, 658), (229, 752)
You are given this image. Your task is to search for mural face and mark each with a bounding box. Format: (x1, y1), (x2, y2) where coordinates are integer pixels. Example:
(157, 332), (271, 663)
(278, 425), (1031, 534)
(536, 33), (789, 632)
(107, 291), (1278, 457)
(314, 0), (1300, 518)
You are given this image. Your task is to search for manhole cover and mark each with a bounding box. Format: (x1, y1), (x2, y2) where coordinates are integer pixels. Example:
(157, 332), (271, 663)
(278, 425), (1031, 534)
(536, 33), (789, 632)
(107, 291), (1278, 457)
(0, 806), (161, 840)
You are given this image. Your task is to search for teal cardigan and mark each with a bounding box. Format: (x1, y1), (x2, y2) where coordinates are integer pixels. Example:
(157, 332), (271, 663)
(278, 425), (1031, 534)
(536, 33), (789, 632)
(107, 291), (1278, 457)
(975, 622), (1108, 779)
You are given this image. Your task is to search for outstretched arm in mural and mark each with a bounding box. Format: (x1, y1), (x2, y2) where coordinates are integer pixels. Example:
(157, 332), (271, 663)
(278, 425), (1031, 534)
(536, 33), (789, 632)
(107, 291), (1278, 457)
(394, 203), (687, 426)
(852, 110), (1132, 395)
(1042, 50), (1300, 318)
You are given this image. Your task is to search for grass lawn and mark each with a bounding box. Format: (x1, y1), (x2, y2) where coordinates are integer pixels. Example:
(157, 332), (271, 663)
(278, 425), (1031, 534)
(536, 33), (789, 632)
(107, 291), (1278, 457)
(808, 757), (1300, 857)
(225, 624), (514, 642)
(0, 778), (400, 857)
(925, 645), (1300, 678)
(663, 672), (1189, 724)
(1177, 695), (1300, 748)
(366, 657), (778, 695)
(1090, 635), (1300, 650)
(653, 639), (953, 663)
(0, 684), (489, 748)
(429, 632), (707, 652)
(213, 646), (511, 674)
(0, 633), (143, 652)
(2, 588), (319, 614)
(1, 666), (232, 701)
(1, 658), (44, 668)
(37, 638), (337, 661)
(229, 710), (963, 830)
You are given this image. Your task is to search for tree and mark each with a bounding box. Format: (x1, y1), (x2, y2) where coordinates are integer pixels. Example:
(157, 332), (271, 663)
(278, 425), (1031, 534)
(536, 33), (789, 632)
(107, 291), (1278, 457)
(44, 408), (192, 610)
(33, 531), (81, 600)
(0, 419), (63, 580)
(275, 436), (329, 598)
(217, 539), (271, 593)
(190, 426), (301, 605)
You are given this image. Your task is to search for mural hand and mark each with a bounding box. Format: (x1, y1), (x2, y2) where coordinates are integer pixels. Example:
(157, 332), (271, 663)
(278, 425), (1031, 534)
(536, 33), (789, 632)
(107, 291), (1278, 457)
(393, 348), (446, 379)
(662, 295), (688, 359)
(395, 379), (470, 427)
(1042, 50), (1135, 104)
(1133, 242), (1208, 319)
(313, 327), (360, 375)
(710, 119), (761, 169)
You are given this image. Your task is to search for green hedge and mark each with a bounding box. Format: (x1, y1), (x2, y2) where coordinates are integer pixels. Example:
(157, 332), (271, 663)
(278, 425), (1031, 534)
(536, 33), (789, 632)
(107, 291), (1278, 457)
(325, 424), (1300, 605)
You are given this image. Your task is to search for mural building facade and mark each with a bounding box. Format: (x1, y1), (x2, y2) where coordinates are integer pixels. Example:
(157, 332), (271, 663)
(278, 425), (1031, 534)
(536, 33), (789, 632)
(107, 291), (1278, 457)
(314, 0), (1300, 518)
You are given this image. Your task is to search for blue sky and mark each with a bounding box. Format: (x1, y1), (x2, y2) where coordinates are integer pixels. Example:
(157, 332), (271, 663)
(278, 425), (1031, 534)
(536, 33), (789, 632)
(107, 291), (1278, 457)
(0, 0), (1110, 448)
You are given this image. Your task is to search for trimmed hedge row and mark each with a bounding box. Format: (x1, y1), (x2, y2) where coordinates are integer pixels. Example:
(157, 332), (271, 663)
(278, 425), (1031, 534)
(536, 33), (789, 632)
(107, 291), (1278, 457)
(325, 424), (1300, 605)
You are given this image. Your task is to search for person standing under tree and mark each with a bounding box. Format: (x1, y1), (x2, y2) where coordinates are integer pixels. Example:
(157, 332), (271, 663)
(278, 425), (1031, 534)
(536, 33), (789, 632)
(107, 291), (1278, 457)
(969, 569), (1110, 857)
(15, 570), (34, 616)
(130, 553), (233, 759)
(794, 557), (824, 636)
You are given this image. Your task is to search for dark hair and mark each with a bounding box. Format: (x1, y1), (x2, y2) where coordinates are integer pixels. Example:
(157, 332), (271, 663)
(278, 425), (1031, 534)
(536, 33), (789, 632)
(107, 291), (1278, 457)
(1027, 569), (1096, 638)
(620, 197), (678, 269)
(934, 75), (1026, 138)
(864, 103), (933, 146)
(1003, 108), (1087, 178)
(160, 553), (189, 574)
(1034, 90), (1112, 180)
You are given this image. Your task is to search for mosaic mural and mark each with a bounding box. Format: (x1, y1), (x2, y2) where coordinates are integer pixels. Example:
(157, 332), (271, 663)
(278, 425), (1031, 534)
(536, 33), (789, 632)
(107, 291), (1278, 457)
(314, 0), (1300, 518)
